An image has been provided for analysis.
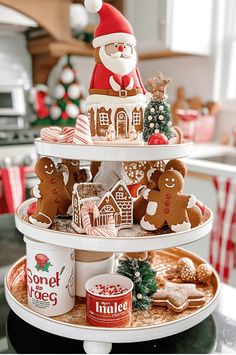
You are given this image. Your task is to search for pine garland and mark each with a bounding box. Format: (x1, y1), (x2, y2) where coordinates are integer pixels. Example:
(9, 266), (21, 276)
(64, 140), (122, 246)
(143, 99), (175, 142)
(117, 258), (157, 310)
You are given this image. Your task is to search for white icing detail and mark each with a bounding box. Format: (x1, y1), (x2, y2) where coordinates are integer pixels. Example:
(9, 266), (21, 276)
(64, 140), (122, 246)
(171, 222), (191, 232)
(143, 188), (151, 200)
(63, 171), (69, 185)
(67, 205), (73, 215)
(140, 217), (156, 231)
(165, 183), (175, 188)
(125, 77), (134, 90)
(109, 76), (121, 91)
(147, 201), (158, 216)
(32, 185), (41, 198)
(147, 168), (156, 181)
(29, 213), (52, 229)
(71, 162), (79, 166)
(187, 195), (196, 208)
(86, 93), (147, 106)
(46, 169), (54, 175)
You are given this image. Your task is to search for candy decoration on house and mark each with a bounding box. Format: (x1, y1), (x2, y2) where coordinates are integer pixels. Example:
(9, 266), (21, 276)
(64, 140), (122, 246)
(143, 72), (175, 143)
(50, 56), (86, 126)
(84, 0), (147, 144)
(30, 85), (52, 126)
(117, 256), (157, 310)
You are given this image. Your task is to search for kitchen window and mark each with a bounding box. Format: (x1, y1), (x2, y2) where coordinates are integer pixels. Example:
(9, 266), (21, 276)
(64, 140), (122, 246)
(216, 0), (236, 108)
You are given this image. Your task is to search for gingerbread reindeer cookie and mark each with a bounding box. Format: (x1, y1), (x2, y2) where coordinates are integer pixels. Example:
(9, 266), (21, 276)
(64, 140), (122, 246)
(140, 166), (197, 232)
(29, 157), (71, 228)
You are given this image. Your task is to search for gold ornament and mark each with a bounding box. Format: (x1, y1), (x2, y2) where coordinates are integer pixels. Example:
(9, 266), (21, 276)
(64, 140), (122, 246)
(147, 72), (171, 101)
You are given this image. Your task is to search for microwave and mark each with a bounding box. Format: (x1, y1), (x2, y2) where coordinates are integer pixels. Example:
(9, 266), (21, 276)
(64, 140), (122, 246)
(0, 85), (26, 116)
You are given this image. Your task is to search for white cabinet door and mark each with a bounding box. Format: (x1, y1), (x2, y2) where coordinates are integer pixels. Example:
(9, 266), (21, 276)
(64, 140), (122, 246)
(124, 0), (167, 51)
(166, 0), (214, 55)
(125, 0), (213, 55)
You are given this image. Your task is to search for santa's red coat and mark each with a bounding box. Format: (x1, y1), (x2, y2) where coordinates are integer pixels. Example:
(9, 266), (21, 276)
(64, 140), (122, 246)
(89, 63), (146, 94)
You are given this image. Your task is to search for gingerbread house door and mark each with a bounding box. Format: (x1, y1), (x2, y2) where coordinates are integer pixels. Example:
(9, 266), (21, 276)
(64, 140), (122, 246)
(115, 109), (129, 139)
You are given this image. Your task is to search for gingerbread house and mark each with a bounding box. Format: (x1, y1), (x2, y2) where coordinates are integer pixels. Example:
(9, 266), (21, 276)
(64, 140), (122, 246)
(97, 180), (133, 228)
(72, 180), (133, 234)
(72, 183), (107, 233)
(88, 101), (146, 143)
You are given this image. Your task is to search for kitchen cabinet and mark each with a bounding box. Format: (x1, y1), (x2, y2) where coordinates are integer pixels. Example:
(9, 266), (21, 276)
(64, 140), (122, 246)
(124, 0), (214, 56)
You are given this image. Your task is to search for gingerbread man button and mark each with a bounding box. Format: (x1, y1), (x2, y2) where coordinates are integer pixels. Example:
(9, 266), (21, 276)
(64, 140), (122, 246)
(140, 167), (196, 233)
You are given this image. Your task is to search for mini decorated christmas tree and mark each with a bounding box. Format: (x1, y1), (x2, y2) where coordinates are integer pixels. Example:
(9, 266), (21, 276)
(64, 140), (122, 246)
(50, 56), (86, 126)
(143, 72), (175, 142)
(117, 257), (157, 310)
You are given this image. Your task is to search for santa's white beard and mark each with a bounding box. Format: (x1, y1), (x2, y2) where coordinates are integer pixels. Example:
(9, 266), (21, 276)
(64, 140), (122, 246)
(99, 46), (137, 76)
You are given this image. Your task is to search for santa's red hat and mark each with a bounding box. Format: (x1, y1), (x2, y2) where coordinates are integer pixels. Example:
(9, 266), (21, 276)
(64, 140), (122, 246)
(84, 0), (136, 48)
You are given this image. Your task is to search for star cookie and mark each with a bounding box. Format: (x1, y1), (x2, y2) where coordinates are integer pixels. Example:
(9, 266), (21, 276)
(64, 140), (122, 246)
(151, 282), (205, 313)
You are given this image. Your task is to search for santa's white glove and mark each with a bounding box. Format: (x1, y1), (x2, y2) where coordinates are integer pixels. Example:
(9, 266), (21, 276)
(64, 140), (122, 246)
(143, 189), (151, 200)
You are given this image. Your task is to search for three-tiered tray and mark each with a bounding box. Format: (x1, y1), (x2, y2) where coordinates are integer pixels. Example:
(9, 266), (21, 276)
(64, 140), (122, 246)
(5, 140), (219, 354)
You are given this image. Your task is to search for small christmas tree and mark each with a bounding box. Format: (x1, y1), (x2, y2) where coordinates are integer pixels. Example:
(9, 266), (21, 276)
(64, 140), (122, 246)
(143, 72), (175, 142)
(117, 257), (157, 310)
(50, 56), (86, 126)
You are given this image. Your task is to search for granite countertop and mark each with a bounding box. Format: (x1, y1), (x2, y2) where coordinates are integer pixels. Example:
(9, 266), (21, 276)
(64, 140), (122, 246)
(0, 214), (236, 354)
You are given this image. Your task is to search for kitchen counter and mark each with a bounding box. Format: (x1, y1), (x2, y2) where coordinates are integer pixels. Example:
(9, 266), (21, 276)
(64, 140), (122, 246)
(1, 214), (236, 354)
(185, 143), (236, 178)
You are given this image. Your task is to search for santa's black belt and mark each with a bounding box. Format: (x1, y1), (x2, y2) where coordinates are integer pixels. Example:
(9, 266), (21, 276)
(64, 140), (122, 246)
(89, 88), (142, 97)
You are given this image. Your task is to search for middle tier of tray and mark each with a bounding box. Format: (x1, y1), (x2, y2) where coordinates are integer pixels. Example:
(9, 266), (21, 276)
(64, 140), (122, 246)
(35, 139), (193, 162)
(16, 199), (213, 252)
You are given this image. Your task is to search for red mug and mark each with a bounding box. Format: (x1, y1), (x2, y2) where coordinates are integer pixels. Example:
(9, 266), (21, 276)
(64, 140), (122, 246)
(85, 274), (133, 327)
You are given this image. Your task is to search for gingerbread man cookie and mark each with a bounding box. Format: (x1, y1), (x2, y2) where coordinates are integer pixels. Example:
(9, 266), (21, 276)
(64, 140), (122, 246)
(140, 167), (197, 232)
(59, 159), (91, 197)
(29, 157), (71, 228)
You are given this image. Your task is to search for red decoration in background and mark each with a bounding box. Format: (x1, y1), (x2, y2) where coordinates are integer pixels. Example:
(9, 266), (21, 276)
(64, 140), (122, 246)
(210, 177), (236, 283)
(0, 167), (25, 214)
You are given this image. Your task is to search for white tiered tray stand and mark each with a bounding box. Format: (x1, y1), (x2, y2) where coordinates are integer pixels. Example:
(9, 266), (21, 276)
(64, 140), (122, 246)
(6, 141), (219, 354)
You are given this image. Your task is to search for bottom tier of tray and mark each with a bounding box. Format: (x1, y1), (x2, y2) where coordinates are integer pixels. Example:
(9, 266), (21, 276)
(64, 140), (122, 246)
(5, 248), (220, 354)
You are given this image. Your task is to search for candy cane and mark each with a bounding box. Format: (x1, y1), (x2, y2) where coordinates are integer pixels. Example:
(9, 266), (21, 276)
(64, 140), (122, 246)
(81, 201), (118, 238)
(41, 127), (62, 142)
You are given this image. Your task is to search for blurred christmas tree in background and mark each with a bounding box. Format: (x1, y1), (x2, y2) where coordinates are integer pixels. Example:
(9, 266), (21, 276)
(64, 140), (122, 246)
(50, 55), (86, 126)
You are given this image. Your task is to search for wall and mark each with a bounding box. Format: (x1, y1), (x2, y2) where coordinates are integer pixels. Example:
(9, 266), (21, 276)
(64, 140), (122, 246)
(48, 54), (216, 104)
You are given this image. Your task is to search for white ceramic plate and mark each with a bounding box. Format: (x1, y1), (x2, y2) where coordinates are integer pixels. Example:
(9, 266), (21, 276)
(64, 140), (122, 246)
(5, 252), (220, 354)
(35, 139), (193, 162)
(16, 199), (213, 252)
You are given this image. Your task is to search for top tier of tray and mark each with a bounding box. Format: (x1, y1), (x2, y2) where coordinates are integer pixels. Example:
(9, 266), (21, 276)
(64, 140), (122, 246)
(35, 139), (193, 162)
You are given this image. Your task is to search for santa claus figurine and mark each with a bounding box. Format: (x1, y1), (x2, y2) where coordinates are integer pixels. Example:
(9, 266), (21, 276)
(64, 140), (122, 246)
(85, 0), (147, 144)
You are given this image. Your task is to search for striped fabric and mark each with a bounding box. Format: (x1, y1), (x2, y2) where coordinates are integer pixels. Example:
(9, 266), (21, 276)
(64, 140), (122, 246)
(210, 176), (236, 282)
(0, 167), (25, 213)
(81, 201), (118, 238)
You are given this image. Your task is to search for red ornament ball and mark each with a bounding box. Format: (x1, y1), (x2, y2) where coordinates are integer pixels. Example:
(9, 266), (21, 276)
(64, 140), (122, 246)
(148, 133), (169, 145)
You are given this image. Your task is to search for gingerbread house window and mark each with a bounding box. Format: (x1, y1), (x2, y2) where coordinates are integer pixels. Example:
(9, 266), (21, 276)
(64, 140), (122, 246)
(74, 199), (78, 208)
(99, 113), (109, 126)
(116, 192), (124, 200)
(74, 214), (78, 223)
(133, 112), (141, 125)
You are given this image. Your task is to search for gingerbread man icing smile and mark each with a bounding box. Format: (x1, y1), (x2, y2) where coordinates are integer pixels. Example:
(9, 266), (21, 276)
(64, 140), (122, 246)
(140, 168), (196, 233)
